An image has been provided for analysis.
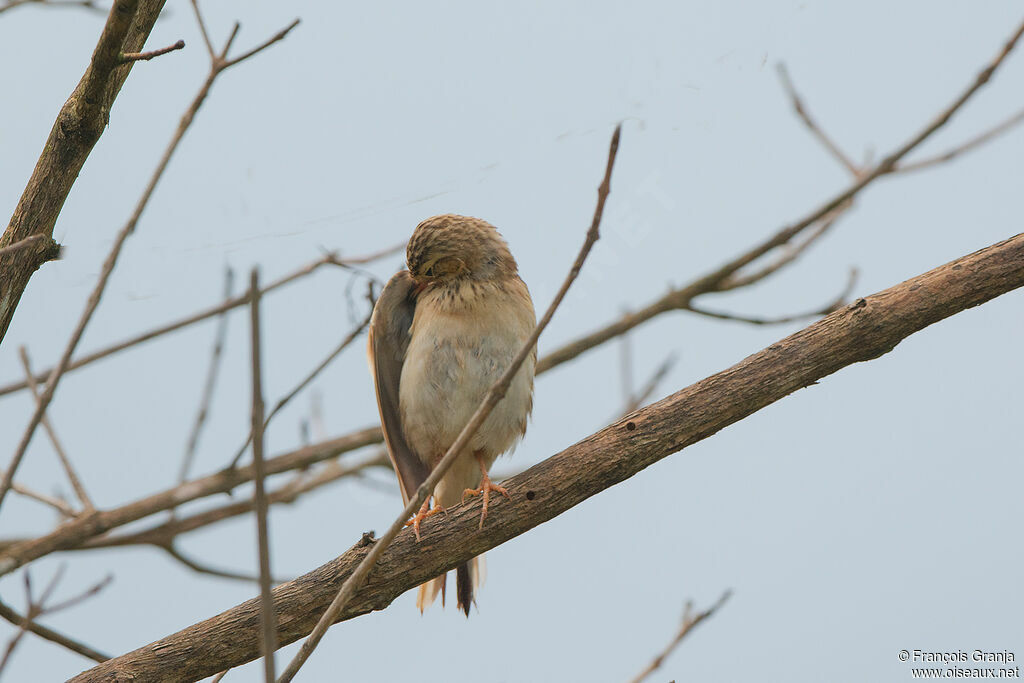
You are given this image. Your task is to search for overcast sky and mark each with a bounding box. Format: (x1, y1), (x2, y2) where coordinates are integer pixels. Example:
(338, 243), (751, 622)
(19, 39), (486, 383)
(1, 2), (1022, 681)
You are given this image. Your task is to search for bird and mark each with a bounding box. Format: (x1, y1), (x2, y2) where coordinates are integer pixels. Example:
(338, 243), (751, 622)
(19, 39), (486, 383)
(367, 214), (536, 616)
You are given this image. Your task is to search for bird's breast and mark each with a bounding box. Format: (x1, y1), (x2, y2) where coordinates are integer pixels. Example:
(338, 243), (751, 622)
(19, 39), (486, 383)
(399, 279), (535, 466)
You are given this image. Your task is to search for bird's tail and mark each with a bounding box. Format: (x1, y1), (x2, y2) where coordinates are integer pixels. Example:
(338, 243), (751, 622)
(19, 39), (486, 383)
(416, 554), (486, 616)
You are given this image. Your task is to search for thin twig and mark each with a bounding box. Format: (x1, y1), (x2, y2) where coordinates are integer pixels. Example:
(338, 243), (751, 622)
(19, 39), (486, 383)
(248, 269), (277, 682)
(629, 590), (733, 683)
(228, 308), (372, 468)
(0, 235), (55, 259)
(18, 347), (94, 511)
(119, 39), (185, 63)
(779, 64), (1024, 178)
(777, 63), (861, 175)
(0, 0), (106, 14)
(898, 107), (1024, 172)
(6, 480), (76, 518)
(620, 352), (679, 417)
(687, 267), (858, 326)
(160, 544), (276, 584)
(0, 9), (302, 515)
(277, 123), (622, 683)
(180, 267), (235, 483)
(0, 598), (109, 663)
(0, 246), (401, 399)
(716, 205), (848, 290)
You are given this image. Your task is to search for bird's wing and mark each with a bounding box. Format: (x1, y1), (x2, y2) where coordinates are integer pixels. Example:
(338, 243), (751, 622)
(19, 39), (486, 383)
(368, 270), (430, 504)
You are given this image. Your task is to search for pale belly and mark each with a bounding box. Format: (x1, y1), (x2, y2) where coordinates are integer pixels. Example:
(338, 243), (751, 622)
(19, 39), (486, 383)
(399, 298), (535, 469)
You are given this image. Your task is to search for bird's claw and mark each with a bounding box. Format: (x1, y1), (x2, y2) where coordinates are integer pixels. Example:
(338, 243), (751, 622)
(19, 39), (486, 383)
(405, 498), (445, 541)
(462, 474), (510, 529)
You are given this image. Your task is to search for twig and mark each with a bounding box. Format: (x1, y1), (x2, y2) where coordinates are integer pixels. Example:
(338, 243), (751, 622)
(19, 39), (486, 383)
(897, 107), (1024, 172)
(0, 6), (301, 515)
(180, 267), (235, 483)
(629, 590), (733, 683)
(777, 63), (861, 175)
(0, 246), (401, 399)
(5, 480), (76, 518)
(18, 348), (94, 511)
(277, 123), (622, 683)
(160, 544), (274, 584)
(248, 269), (277, 682)
(119, 39), (185, 63)
(618, 320), (634, 409)
(70, 231), (1024, 682)
(0, 0), (106, 14)
(0, 598), (109, 663)
(228, 308), (372, 468)
(687, 267), (858, 326)
(620, 352), (679, 417)
(779, 64), (1024, 178)
(716, 206), (847, 291)
(0, 234), (58, 259)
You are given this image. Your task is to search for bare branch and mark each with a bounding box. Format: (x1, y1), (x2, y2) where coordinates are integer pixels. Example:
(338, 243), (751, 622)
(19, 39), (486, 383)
(71, 232), (1024, 682)
(0, 235), (60, 261)
(188, 0), (215, 60)
(0, 0), (167, 344)
(277, 122), (622, 683)
(0, 0), (107, 14)
(5, 480), (76, 518)
(223, 19), (301, 69)
(18, 348), (94, 511)
(686, 268), (858, 326)
(777, 63), (861, 175)
(180, 267), (235, 484)
(248, 269), (277, 682)
(159, 545), (269, 584)
(620, 352), (679, 417)
(897, 107), (1024, 173)
(119, 38), (185, 63)
(629, 590), (733, 683)
(716, 205), (847, 291)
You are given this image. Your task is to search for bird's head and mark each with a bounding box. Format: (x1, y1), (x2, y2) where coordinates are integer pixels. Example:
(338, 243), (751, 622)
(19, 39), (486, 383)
(406, 214), (518, 288)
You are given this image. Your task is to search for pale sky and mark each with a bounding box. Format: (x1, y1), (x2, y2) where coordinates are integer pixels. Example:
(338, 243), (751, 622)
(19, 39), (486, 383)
(1, 2), (1022, 681)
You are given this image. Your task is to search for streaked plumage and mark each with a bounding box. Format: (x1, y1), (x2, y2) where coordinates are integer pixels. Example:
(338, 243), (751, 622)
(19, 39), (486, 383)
(368, 214), (536, 615)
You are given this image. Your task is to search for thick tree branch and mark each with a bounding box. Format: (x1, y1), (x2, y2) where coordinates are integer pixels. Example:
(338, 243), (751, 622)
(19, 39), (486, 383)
(0, 0), (167, 345)
(0, 8), (300, 515)
(70, 233), (1024, 682)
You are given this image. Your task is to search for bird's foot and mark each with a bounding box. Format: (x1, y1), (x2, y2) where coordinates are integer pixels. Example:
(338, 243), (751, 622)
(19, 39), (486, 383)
(405, 498), (445, 542)
(462, 473), (510, 529)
